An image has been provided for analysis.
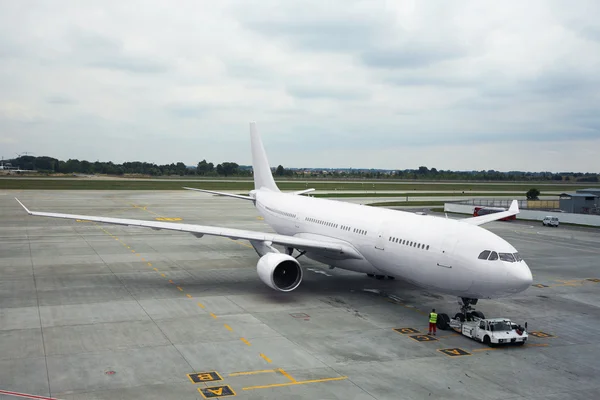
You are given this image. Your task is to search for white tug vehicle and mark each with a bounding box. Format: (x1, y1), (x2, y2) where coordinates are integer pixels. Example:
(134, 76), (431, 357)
(436, 299), (529, 346)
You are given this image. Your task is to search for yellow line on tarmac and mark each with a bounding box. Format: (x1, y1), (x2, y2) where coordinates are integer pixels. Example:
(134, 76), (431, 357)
(186, 294), (192, 299)
(224, 324), (233, 331)
(197, 302), (205, 309)
(259, 353), (272, 363)
(278, 368), (296, 382)
(176, 286), (183, 291)
(229, 369), (274, 377)
(243, 376), (348, 390)
(210, 313), (218, 319)
(240, 338), (251, 346)
(147, 262), (152, 266)
(160, 273), (166, 277)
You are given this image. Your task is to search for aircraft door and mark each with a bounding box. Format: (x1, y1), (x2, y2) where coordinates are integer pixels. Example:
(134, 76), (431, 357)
(375, 222), (389, 251)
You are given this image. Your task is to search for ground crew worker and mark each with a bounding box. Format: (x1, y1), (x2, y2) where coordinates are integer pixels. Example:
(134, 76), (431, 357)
(428, 309), (438, 335)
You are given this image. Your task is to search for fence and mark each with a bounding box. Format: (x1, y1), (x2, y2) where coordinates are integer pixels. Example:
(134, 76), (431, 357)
(452, 199), (559, 210)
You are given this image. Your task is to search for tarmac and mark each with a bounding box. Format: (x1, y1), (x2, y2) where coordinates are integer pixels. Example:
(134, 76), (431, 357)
(1, 190), (599, 400)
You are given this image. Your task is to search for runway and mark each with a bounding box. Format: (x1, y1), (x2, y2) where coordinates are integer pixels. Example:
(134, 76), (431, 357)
(1, 190), (599, 399)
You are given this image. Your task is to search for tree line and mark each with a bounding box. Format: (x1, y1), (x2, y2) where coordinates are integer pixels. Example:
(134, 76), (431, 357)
(3, 155), (599, 182)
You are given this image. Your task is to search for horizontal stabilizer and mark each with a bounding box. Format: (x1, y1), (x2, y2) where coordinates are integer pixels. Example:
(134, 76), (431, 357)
(292, 188), (315, 196)
(183, 187), (254, 200)
(462, 200), (519, 226)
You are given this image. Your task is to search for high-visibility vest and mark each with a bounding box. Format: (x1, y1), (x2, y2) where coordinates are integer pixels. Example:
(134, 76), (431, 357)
(429, 313), (438, 323)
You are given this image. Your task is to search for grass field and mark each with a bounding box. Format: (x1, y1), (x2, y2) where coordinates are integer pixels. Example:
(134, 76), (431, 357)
(0, 177), (595, 192)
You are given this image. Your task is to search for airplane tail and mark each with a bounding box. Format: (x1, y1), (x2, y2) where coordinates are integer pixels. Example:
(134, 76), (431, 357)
(250, 122), (280, 192)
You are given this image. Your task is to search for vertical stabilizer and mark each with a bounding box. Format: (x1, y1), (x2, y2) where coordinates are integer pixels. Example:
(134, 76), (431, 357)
(250, 122), (280, 192)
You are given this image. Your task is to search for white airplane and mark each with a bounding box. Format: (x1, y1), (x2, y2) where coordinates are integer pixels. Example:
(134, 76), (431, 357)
(15, 122), (532, 320)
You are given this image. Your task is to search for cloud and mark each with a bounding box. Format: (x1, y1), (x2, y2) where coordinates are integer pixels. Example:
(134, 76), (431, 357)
(67, 30), (169, 74)
(286, 85), (370, 100)
(0, 0), (599, 172)
(46, 95), (76, 105)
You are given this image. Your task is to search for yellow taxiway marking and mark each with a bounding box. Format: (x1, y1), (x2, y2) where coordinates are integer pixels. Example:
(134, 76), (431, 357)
(197, 302), (205, 309)
(141, 258), (145, 261)
(472, 347), (500, 352)
(177, 286), (183, 291)
(259, 353), (272, 363)
(224, 324), (233, 331)
(160, 273), (166, 277)
(147, 262), (152, 266)
(136, 253), (141, 256)
(131, 250), (136, 253)
(240, 338), (251, 346)
(169, 280), (174, 284)
(210, 313), (218, 319)
(186, 294), (192, 299)
(256, 216), (264, 220)
(527, 343), (550, 347)
(127, 246), (130, 249)
(278, 368), (296, 382)
(228, 238), (253, 249)
(243, 376), (347, 390)
(153, 268), (158, 272)
(229, 369), (274, 377)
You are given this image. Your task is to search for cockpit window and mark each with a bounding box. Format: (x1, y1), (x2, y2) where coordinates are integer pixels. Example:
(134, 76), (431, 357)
(488, 251), (498, 261)
(499, 253), (516, 262)
(478, 250), (491, 260)
(513, 253), (523, 262)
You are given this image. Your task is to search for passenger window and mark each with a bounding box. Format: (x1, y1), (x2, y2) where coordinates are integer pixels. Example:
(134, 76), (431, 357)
(426, 245), (429, 250)
(499, 253), (516, 262)
(488, 251), (498, 261)
(478, 250), (491, 260)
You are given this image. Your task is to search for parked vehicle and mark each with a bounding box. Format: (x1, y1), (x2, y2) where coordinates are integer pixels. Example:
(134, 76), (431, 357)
(542, 216), (559, 227)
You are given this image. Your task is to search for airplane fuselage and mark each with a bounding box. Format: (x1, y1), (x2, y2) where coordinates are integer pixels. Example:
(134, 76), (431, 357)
(255, 190), (532, 299)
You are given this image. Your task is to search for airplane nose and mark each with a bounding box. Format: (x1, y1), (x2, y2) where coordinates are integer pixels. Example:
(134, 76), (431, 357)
(508, 262), (533, 292)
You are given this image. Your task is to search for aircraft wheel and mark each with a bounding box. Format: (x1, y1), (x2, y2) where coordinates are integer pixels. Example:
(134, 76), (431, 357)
(436, 313), (450, 330)
(471, 310), (485, 319)
(454, 312), (465, 322)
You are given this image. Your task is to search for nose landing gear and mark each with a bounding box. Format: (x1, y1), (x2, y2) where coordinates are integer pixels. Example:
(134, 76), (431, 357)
(436, 297), (485, 331)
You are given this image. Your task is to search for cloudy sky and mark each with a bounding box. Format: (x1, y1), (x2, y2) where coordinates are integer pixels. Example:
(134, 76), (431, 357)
(1, 0), (599, 172)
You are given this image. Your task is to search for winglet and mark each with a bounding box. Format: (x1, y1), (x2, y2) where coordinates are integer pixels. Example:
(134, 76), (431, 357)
(15, 198), (32, 215)
(509, 199), (518, 212)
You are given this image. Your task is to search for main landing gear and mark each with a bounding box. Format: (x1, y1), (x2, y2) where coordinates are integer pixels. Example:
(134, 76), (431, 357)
(366, 273), (395, 280)
(436, 297), (485, 331)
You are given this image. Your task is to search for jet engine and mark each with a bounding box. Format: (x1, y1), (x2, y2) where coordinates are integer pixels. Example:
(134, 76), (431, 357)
(257, 252), (303, 292)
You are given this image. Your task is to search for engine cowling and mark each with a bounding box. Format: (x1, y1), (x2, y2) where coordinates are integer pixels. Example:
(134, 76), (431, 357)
(257, 252), (303, 292)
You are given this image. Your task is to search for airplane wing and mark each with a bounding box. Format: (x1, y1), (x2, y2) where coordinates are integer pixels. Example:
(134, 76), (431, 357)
(15, 198), (362, 259)
(461, 200), (519, 226)
(182, 187), (254, 200)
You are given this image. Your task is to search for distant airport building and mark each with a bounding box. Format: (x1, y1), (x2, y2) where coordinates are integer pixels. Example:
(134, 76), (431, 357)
(559, 188), (600, 214)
